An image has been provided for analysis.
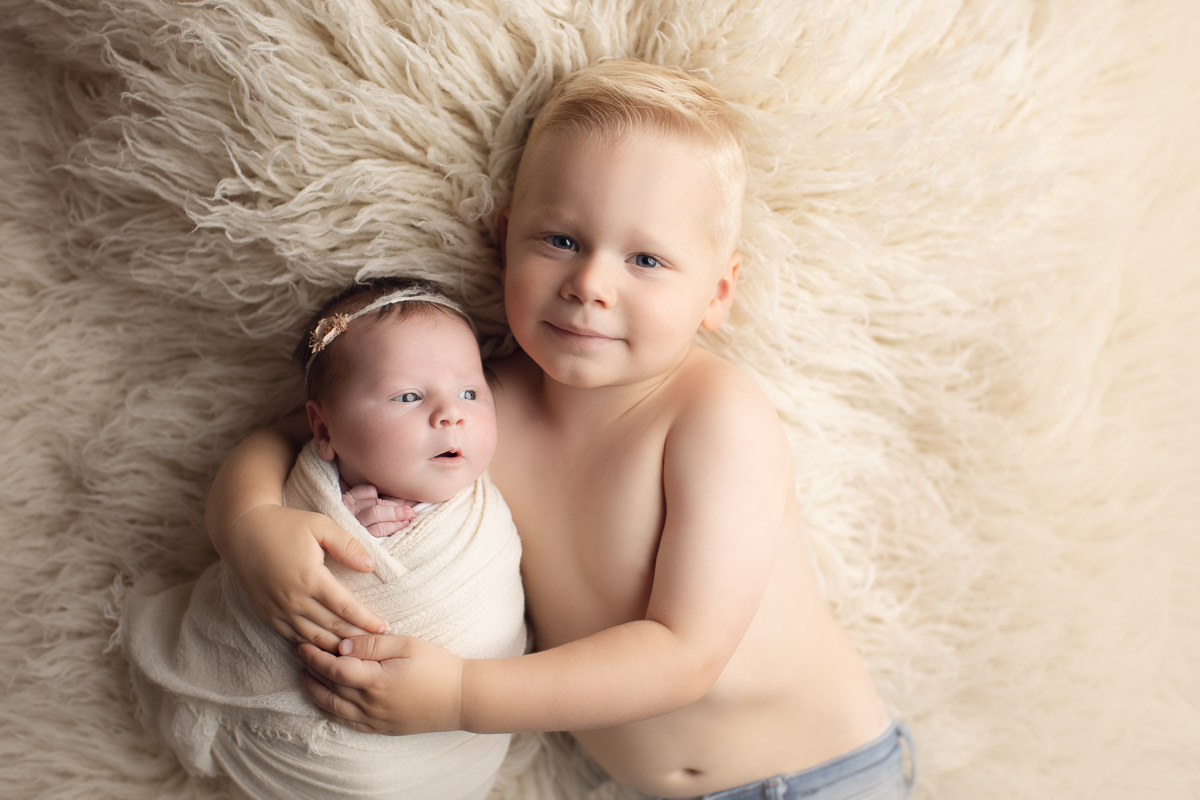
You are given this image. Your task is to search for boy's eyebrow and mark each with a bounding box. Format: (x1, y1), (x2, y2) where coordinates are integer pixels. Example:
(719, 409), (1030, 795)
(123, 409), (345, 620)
(521, 205), (586, 229)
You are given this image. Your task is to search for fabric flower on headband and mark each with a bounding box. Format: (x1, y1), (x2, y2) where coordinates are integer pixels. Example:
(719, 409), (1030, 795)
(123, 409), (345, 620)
(309, 312), (351, 355)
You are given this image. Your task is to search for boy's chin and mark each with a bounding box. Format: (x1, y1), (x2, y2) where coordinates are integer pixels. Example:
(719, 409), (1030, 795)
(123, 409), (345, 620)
(541, 365), (615, 390)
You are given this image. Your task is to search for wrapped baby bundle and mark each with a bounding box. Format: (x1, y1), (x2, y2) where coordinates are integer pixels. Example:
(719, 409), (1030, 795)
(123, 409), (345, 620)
(121, 442), (527, 799)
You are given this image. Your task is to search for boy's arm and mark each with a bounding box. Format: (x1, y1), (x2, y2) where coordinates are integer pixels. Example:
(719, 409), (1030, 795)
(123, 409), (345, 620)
(300, 372), (792, 733)
(207, 413), (387, 650)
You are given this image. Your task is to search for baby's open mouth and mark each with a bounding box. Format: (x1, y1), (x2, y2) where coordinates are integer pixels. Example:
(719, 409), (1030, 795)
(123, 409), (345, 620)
(435, 449), (461, 458)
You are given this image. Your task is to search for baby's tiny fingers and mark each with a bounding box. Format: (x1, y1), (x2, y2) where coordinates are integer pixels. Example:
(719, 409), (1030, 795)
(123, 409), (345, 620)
(357, 504), (407, 527)
(366, 520), (409, 538)
(344, 485), (381, 502)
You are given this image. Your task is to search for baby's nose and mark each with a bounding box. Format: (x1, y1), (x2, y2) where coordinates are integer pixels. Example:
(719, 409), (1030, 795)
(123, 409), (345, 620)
(432, 400), (465, 427)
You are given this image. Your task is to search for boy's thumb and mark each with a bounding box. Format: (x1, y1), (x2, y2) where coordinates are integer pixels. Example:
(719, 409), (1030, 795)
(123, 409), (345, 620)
(339, 634), (411, 661)
(316, 522), (376, 573)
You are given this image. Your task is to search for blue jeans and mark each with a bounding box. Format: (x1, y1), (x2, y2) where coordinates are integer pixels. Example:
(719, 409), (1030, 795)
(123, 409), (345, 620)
(665, 723), (916, 800)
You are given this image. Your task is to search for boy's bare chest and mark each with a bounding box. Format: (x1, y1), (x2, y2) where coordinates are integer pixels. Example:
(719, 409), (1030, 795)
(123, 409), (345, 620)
(493, 420), (668, 648)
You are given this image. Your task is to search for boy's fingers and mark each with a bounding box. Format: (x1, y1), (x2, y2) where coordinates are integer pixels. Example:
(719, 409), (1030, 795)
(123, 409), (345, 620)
(294, 617), (347, 653)
(298, 642), (338, 675)
(314, 521), (376, 573)
(312, 583), (387, 636)
(301, 669), (357, 715)
(300, 672), (379, 733)
(272, 619), (303, 645)
(300, 642), (374, 689)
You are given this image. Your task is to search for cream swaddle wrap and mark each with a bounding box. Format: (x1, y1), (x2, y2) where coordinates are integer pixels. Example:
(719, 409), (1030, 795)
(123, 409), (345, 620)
(122, 441), (527, 800)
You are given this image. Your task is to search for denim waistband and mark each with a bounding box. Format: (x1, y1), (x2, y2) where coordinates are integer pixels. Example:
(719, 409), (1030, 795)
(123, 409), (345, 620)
(669, 721), (916, 800)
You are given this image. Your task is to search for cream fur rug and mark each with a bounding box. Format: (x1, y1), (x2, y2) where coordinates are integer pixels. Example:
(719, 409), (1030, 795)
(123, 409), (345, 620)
(2, 2), (1197, 798)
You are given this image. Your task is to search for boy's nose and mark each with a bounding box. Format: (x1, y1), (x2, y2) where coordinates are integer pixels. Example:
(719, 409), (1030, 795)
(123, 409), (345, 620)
(561, 255), (614, 307)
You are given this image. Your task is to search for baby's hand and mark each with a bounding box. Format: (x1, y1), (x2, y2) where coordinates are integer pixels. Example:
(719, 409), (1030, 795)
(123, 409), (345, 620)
(341, 485), (416, 538)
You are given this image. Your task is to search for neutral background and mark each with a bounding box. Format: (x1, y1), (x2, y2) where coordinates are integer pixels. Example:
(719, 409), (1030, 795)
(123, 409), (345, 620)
(2, 1), (1197, 797)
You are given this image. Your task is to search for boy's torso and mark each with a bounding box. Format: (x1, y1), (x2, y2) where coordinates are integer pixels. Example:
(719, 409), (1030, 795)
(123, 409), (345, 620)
(487, 350), (889, 798)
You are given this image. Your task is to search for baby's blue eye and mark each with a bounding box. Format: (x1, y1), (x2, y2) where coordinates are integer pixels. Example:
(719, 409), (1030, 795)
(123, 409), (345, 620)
(633, 254), (661, 269)
(395, 392), (420, 403)
(548, 234), (577, 251)
(460, 389), (477, 401)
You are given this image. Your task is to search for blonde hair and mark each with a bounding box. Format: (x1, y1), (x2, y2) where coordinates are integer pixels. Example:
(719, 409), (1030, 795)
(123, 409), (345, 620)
(526, 59), (745, 254)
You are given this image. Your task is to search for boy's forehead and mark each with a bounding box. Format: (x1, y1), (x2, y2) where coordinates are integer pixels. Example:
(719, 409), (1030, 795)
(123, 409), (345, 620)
(515, 127), (715, 195)
(514, 130), (724, 225)
(524, 125), (685, 160)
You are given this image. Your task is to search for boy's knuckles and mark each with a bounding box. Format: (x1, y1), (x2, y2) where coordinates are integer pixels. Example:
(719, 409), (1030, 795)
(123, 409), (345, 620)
(328, 660), (358, 685)
(331, 599), (360, 622)
(309, 631), (337, 651)
(323, 690), (348, 718)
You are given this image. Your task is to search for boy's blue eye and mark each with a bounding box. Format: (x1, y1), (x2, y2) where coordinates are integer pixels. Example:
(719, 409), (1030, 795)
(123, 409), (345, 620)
(548, 234), (577, 251)
(460, 389), (477, 401)
(395, 392), (420, 403)
(633, 253), (661, 269)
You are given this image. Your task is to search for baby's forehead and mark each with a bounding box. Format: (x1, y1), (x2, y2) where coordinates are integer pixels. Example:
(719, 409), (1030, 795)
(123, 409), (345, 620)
(346, 311), (481, 369)
(353, 304), (474, 340)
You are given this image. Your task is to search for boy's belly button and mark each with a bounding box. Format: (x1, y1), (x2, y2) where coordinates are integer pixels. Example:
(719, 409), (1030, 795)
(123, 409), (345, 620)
(672, 766), (704, 782)
(658, 767), (706, 798)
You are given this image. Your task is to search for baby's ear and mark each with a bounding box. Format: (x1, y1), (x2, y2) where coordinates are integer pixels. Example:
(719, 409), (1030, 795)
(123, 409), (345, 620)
(700, 252), (741, 331)
(306, 401), (337, 462)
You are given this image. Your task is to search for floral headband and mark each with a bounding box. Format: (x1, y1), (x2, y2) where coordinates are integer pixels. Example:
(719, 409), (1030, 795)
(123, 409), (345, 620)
(305, 287), (467, 372)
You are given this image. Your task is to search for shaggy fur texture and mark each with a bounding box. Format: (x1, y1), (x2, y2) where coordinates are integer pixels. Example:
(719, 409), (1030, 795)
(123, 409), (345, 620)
(1, 2), (1196, 798)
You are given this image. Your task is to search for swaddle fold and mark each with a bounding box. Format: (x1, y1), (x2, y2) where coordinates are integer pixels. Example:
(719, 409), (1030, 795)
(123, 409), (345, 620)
(122, 441), (526, 800)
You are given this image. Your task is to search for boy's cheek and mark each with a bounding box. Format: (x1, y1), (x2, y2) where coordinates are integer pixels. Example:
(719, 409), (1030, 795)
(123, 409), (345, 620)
(499, 271), (530, 310)
(495, 208), (511, 273)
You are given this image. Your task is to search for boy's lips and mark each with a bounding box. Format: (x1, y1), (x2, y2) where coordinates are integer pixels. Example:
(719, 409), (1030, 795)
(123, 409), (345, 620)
(430, 447), (464, 462)
(544, 321), (617, 346)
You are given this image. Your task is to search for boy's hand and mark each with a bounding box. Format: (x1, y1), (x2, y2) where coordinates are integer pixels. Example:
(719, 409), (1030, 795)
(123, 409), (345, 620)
(226, 504), (387, 651)
(298, 636), (464, 735)
(341, 485), (416, 538)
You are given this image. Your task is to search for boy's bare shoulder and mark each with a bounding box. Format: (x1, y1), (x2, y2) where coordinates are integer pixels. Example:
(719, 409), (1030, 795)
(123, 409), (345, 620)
(669, 348), (788, 454)
(674, 347), (777, 411)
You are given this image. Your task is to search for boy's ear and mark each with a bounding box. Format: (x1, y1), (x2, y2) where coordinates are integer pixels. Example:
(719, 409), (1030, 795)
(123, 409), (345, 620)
(700, 252), (741, 331)
(305, 400), (337, 463)
(496, 208), (510, 281)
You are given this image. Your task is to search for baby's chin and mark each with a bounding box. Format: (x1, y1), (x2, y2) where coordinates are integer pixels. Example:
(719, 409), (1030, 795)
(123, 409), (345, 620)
(381, 471), (485, 506)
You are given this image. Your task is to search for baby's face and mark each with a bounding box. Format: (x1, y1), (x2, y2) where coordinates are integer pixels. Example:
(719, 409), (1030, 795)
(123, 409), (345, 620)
(311, 311), (496, 503)
(501, 128), (738, 390)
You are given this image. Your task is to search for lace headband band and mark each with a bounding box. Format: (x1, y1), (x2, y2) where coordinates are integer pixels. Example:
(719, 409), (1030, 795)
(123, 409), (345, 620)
(305, 288), (467, 371)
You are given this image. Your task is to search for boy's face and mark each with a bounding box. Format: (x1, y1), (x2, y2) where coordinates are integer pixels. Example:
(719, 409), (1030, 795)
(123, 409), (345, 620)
(307, 311), (496, 503)
(500, 129), (739, 390)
